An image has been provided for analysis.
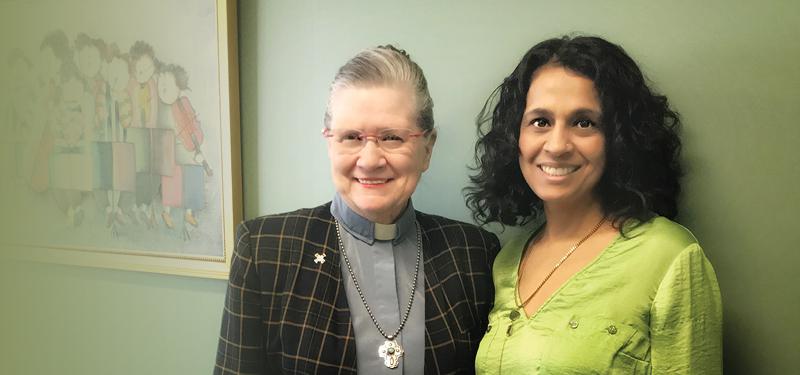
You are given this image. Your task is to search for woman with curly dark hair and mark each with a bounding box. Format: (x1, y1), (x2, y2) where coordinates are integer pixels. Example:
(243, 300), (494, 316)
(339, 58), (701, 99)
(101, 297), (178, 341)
(468, 35), (722, 374)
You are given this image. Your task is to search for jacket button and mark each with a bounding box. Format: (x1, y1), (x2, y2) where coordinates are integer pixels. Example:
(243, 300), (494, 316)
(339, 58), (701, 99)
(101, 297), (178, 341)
(568, 320), (579, 329)
(607, 325), (618, 335)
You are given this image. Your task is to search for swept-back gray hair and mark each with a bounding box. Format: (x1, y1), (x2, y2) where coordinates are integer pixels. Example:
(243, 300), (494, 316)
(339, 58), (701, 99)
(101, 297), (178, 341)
(324, 45), (434, 131)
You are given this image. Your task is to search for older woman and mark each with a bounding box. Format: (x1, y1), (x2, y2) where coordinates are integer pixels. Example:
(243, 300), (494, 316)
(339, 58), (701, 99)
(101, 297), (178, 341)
(467, 36), (722, 374)
(215, 45), (499, 374)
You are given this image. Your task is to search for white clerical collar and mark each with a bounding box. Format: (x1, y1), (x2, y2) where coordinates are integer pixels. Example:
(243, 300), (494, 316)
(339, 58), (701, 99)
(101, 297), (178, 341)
(330, 194), (415, 245)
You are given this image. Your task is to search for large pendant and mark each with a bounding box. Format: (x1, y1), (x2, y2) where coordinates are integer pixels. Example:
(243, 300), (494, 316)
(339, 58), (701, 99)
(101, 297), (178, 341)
(378, 339), (404, 369)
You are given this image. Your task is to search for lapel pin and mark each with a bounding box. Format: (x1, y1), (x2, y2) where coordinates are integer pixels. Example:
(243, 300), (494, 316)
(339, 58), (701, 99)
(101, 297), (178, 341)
(314, 252), (326, 264)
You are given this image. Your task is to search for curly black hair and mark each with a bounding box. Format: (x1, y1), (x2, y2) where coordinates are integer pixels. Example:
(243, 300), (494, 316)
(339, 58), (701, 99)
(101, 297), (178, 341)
(465, 35), (682, 231)
(160, 63), (190, 91)
(129, 40), (156, 63)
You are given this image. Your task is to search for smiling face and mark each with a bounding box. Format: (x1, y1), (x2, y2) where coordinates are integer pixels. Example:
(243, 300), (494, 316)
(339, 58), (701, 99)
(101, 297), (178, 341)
(106, 57), (130, 99)
(134, 55), (155, 84)
(518, 64), (605, 209)
(77, 45), (101, 80)
(38, 47), (60, 83)
(327, 85), (435, 224)
(157, 71), (180, 104)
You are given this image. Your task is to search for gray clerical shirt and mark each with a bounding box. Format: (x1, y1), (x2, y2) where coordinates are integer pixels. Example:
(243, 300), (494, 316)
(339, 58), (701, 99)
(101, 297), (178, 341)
(331, 194), (425, 374)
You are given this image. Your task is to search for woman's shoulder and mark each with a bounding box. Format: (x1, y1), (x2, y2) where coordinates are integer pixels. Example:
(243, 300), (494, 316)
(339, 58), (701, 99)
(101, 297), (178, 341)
(628, 216), (699, 249)
(415, 211), (501, 253)
(240, 202), (334, 236)
(617, 216), (705, 269)
(416, 211), (494, 235)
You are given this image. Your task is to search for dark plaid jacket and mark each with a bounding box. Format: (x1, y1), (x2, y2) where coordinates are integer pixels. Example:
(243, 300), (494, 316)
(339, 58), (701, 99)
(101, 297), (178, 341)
(214, 202), (500, 374)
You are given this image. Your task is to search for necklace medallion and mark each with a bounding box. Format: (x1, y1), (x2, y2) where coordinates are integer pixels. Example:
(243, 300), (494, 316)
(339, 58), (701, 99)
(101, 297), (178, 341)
(378, 339), (404, 369)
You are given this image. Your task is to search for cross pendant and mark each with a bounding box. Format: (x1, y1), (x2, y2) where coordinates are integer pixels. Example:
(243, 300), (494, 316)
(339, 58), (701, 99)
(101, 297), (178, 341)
(378, 339), (404, 369)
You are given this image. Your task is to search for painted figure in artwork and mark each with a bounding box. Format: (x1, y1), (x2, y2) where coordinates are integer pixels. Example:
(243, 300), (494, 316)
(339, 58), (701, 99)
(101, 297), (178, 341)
(104, 46), (132, 139)
(30, 30), (72, 194)
(4, 49), (38, 185)
(129, 41), (158, 129)
(127, 41), (162, 228)
(50, 64), (93, 226)
(157, 64), (208, 238)
(97, 44), (137, 232)
(76, 34), (118, 230)
(75, 34), (108, 141)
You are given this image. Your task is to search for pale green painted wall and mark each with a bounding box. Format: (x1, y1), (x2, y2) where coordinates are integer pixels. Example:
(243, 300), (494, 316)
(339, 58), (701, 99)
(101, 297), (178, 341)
(2, 1), (797, 374)
(1, 257), (226, 375)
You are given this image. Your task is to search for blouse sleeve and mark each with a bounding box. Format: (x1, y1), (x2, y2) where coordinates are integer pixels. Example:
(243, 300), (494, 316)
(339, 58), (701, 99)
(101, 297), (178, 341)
(214, 222), (266, 375)
(650, 243), (723, 374)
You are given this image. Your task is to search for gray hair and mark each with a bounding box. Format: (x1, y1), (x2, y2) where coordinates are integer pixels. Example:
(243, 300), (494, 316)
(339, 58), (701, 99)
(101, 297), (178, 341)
(324, 45), (434, 131)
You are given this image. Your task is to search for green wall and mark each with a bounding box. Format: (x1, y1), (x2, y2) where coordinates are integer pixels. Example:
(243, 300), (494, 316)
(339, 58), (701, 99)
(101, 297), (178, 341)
(2, 1), (798, 374)
(1, 257), (226, 374)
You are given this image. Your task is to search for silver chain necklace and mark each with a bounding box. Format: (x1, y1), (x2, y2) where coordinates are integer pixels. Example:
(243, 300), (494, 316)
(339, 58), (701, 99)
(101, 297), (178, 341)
(334, 220), (421, 369)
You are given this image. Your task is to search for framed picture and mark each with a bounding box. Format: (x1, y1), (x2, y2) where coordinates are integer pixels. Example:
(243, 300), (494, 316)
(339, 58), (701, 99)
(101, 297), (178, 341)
(0, 0), (241, 278)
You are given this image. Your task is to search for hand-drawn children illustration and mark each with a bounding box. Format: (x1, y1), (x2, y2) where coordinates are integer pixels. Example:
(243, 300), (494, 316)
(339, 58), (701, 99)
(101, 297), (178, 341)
(129, 41), (158, 129)
(104, 46), (132, 138)
(127, 41), (165, 228)
(75, 34), (116, 230)
(50, 64), (94, 226)
(5, 49), (38, 185)
(30, 30), (72, 193)
(18, 30), (217, 246)
(95, 45), (136, 233)
(75, 34), (108, 141)
(156, 64), (208, 238)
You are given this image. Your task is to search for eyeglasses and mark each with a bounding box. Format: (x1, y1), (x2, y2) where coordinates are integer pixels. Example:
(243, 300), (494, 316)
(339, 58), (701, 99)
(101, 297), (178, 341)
(322, 127), (431, 153)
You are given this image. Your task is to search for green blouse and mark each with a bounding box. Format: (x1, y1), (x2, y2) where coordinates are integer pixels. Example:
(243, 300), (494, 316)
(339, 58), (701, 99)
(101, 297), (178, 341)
(475, 217), (722, 374)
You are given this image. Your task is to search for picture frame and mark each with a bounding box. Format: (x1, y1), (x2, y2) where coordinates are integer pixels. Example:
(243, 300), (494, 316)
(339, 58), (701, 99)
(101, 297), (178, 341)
(0, 0), (241, 279)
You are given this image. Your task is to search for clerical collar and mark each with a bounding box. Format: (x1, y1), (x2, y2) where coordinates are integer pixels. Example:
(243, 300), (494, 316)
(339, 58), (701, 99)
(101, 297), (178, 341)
(330, 194), (415, 245)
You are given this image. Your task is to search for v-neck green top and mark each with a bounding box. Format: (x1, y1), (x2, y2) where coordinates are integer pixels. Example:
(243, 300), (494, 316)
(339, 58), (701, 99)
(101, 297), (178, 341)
(475, 217), (722, 374)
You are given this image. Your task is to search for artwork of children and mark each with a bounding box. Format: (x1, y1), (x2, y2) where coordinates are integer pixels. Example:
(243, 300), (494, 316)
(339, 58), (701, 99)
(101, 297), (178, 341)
(1, 24), (226, 258)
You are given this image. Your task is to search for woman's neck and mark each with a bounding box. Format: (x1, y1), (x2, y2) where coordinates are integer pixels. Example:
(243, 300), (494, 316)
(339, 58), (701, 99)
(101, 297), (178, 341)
(541, 198), (606, 242)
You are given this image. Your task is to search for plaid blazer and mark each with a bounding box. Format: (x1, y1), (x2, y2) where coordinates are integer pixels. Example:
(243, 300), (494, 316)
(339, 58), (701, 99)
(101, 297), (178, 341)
(215, 202), (500, 374)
